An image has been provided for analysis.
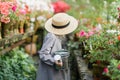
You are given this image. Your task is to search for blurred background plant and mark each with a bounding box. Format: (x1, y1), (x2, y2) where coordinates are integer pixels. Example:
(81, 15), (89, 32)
(0, 48), (36, 80)
(65, 0), (120, 79)
(84, 28), (120, 62)
(0, 1), (18, 24)
(105, 59), (120, 80)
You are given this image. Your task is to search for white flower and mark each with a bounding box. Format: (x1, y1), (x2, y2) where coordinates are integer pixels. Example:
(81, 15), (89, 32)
(37, 16), (46, 21)
(106, 30), (117, 33)
(30, 18), (35, 22)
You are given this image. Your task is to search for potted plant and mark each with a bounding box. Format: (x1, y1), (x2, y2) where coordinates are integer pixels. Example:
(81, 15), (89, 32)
(0, 1), (19, 38)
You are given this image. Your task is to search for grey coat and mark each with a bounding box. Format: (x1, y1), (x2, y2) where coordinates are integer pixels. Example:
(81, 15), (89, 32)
(36, 33), (70, 80)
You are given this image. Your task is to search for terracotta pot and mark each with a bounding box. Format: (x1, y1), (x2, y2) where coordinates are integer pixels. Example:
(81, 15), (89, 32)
(19, 27), (24, 34)
(19, 21), (25, 34)
(25, 43), (37, 55)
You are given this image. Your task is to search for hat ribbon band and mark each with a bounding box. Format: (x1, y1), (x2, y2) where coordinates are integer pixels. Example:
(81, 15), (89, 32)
(52, 22), (70, 29)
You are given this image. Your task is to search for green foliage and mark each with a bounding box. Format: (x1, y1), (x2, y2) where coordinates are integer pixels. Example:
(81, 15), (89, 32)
(107, 0), (120, 21)
(67, 40), (80, 50)
(0, 48), (36, 80)
(106, 59), (120, 80)
(65, 0), (120, 79)
(84, 30), (120, 62)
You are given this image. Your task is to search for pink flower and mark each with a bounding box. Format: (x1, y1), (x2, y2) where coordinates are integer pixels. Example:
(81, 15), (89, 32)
(103, 67), (109, 73)
(0, 1), (14, 16)
(79, 30), (87, 37)
(1, 15), (10, 24)
(25, 4), (31, 14)
(12, 5), (17, 12)
(19, 9), (26, 15)
(88, 31), (94, 37)
(118, 7), (120, 11)
(1, 8), (9, 16)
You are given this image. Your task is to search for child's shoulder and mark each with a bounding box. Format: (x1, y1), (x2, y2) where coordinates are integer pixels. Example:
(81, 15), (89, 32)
(46, 33), (56, 38)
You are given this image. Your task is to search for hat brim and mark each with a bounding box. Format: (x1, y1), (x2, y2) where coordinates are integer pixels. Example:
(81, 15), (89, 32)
(45, 16), (78, 35)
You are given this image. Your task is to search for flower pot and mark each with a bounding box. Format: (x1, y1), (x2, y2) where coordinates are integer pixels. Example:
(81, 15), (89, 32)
(24, 21), (31, 32)
(13, 20), (19, 35)
(25, 43), (37, 55)
(1, 22), (11, 38)
(19, 27), (24, 34)
(19, 21), (25, 34)
(9, 23), (14, 37)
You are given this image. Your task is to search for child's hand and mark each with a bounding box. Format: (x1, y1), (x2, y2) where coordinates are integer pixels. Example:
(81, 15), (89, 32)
(55, 60), (63, 67)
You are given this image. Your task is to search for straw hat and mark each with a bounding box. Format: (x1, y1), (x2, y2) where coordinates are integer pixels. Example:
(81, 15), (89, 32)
(45, 13), (78, 35)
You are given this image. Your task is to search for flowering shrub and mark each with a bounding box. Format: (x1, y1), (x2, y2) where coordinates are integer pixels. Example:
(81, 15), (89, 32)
(52, 1), (70, 13)
(108, 0), (120, 23)
(15, 2), (31, 25)
(75, 23), (102, 43)
(0, 0), (32, 24)
(84, 28), (120, 62)
(66, 0), (120, 79)
(0, 1), (18, 24)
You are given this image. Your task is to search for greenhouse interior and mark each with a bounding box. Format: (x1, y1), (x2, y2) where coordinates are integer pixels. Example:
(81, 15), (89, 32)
(0, 0), (120, 80)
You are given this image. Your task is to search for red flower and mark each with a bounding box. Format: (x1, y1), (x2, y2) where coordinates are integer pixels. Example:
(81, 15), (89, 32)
(118, 35), (120, 41)
(117, 64), (120, 70)
(52, 1), (70, 13)
(103, 67), (109, 73)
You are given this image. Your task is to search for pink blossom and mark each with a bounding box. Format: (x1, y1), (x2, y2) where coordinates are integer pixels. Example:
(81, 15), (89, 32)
(1, 8), (9, 16)
(103, 67), (109, 73)
(88, 31), (94, 37)
(12, 5), (17, 12)
(79, 30), (87, 37)
(1, 15), (10, 24)
(25, 4), (31, 14)
(85, 33), (89, 38)
(19, 9), (26, 15)
(0, 2), (13, 16)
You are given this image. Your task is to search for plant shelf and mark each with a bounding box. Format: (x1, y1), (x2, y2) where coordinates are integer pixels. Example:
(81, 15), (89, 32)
(0, 31), (34, 54)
